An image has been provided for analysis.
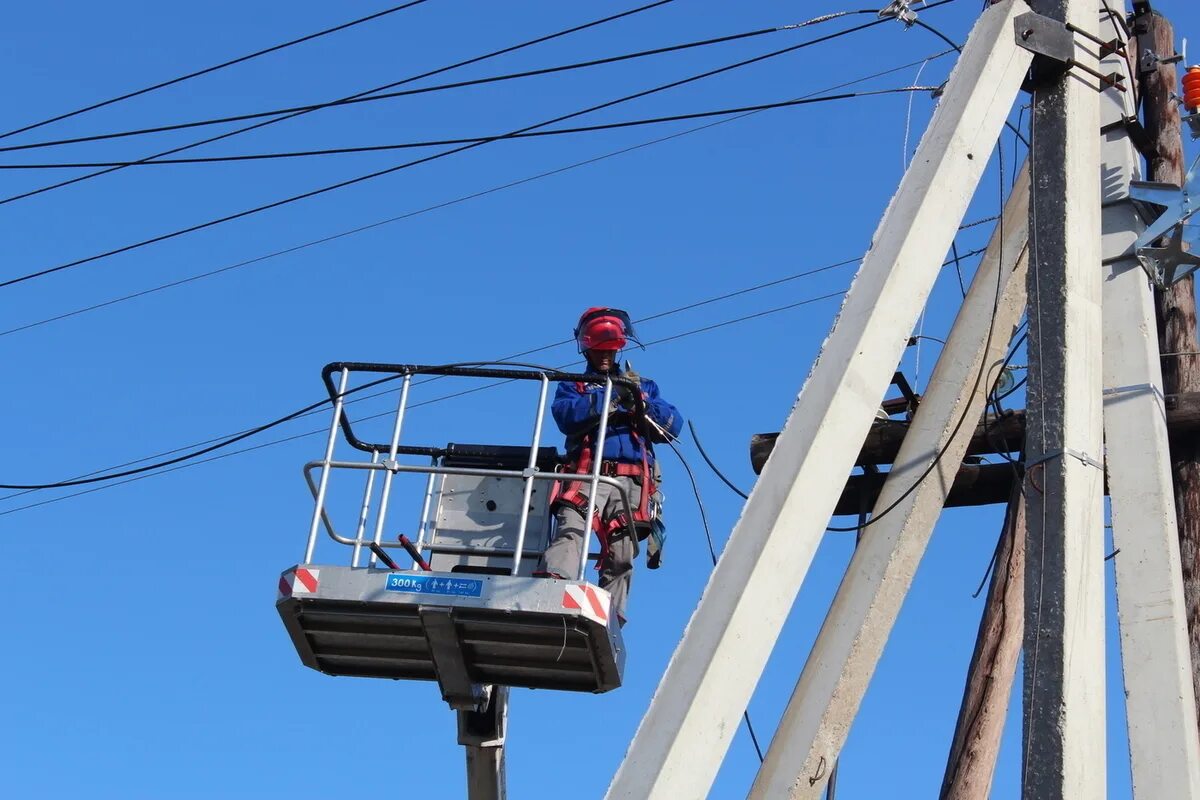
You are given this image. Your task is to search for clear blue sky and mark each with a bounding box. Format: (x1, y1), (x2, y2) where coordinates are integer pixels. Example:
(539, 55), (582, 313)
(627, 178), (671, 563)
(2, 1), (1198, 797)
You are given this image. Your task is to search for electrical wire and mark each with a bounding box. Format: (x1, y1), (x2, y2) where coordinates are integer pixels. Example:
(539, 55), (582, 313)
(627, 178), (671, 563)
(823, 134), (1015, 534)
(0, 13), (947, 292)
(0, 88), (942, 170)
(687, 421), (749, 500)
(0, 0), (676, 207)
(3, 244), (992, 507)
(661, 435), (765, 762)
(0, 2), (965, 159)
(0, 53), (954, 340)
(0, 289), (854, 512)
(0, 247), (990, 513)
(0, 22), (831, 155)
(0, 2), (432, 142)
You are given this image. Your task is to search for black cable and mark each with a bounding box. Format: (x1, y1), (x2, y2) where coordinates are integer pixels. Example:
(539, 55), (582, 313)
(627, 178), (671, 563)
(6, 242), (975, 504)
(1, 53), (953, 339)
(2, 247), (984, 503)
(0, 360), (565, 491)
(0, 289), (853, 511)
(0, 12), (936, 291)
(1, 3), (964, 156)
(824, 138), (1014, 534)
(688, 420), (749, 499)
(0, 2), (432, 142)
(661, 436), (765, 763)
(0, 231), (980, 514)
(951, 241), (968, 298)
(0, 0), (676, 207)
(0, 88), (940, 169)
(0, 23), (812, 154)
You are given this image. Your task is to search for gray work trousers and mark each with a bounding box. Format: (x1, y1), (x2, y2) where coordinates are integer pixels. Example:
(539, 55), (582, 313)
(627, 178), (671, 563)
(540, 476), (641, 624)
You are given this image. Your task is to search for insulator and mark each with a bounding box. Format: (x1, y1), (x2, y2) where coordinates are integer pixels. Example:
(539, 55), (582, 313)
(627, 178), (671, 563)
(1184, 66), (1200, 112)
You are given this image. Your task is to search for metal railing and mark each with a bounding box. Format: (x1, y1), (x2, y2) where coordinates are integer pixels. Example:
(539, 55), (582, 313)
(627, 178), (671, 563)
(301, 362), (639, 579)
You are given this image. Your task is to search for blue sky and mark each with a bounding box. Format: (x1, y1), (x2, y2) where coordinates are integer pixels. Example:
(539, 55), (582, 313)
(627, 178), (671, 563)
(2, 1), (1198, 797)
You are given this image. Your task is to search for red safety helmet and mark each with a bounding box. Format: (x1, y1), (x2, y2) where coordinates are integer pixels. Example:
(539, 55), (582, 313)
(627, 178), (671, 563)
(575, 307), (639, 353)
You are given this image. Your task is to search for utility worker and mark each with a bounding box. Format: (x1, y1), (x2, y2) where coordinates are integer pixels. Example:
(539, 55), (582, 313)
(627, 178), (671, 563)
(536, 307), (682, 624)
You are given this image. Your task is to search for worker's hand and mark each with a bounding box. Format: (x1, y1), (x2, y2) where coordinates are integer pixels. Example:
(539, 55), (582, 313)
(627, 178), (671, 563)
(613, 381), (637, 408)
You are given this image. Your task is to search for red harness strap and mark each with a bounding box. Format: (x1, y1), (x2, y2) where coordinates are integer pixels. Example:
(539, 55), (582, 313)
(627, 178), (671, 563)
(553, 382), (658, 572)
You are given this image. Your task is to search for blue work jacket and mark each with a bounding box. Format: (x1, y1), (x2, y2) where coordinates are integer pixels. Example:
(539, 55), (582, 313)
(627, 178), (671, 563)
(552, 372), (682, 465)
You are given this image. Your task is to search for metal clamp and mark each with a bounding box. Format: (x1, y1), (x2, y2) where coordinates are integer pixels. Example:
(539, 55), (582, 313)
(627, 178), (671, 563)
(1025, 448), (1104, 471)
(1014, 11), (1125, 93)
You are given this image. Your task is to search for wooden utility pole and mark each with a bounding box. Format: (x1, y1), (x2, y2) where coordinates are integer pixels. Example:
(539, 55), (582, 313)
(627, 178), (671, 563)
(1138, 7), (1200, 731)
(940, 485), (1025, 800)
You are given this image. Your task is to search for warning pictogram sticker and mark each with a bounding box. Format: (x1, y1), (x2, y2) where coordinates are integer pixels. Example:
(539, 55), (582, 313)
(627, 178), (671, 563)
(562, 584), (610, 625)
(278, 568), (320, 598)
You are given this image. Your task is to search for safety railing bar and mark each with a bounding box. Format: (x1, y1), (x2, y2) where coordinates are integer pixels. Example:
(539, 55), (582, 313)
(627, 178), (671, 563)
(412, 457), (438, 556)
(299, 459), (637, 566)
(418, 544), (602, 561)
(578, 378), (614, 580)
(510, 375), (551, 576)
(303, 459), (627, 490)
(302, 465), (369, 547)
(304, 367), (350, 564)
(351, 449), (381, 567)
(319, 362), (639, 455)
(369, 375), (412, 567)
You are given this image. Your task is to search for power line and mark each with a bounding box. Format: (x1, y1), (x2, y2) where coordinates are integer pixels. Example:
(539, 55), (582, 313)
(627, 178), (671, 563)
(0, 1), (433, 142)
(0, 0), (676, 207)
(0, 245), (988, 508)
(0, 52), (953, 340)
(0, 11), (944, 292)
(0, 289), (853, 515)
(0, 260), (864, 499)
(0, 88), (940, 169)
(0, 23), (812, 155)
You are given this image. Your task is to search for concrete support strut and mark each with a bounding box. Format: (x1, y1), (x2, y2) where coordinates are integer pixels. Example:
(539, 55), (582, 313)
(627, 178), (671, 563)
(1098, 16), (1200, 798)
(604, 3), (1032, 798)
(746, 166), (1030, 799)
(1021, 0), (1105, 797)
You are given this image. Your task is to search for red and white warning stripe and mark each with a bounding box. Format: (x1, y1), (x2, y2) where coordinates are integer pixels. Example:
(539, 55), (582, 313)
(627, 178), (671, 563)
(561, 583), (610, 625)
(278, 567), (320, 599)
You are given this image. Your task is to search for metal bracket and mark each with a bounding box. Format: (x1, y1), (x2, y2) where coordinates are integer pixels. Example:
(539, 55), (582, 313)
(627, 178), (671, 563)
(1015, 11), (1074, 87)
(1015, 12), (1126, 93)
(1129, 178), (1200, 286)
(420, 605), (489, 711)
(458, 686), (508, 748)
(1140, 46), (1185, 75)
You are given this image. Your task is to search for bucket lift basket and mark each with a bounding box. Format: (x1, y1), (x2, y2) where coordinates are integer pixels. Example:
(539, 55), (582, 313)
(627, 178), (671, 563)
(276, 362), (638, 707)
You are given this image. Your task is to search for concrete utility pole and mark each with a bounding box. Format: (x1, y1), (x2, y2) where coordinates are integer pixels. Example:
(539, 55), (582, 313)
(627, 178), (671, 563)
(605, 3), (1032, 797)
(1098, 7), (1200, 795)
(1138, 7), (1200, 731)
(940, 485), (1025, 800)
(1021, 0), (1106, 797)
(746, 166), (1029, 799)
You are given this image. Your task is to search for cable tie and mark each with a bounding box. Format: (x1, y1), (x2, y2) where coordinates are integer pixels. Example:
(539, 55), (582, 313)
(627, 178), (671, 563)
(1024, 448), (1104, 471)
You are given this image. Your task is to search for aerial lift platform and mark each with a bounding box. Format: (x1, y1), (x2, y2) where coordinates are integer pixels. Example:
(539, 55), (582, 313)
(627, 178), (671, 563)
(276, 362), (634, 797)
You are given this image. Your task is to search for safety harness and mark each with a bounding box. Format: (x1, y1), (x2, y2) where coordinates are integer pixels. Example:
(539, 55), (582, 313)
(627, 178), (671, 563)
(552, 381), (659, 572)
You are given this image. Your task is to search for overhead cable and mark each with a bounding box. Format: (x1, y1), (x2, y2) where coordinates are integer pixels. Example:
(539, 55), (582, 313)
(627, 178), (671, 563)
(0, 247), (989, 505)
(0, 0), (676, 206)
(0, 1), (432, 142)
(0, 290), (853, 507)
(0, 22), (827, 154)
(0, 88), (943, 169)
(0, 10), (953, 291)
(0, 52), (954, 339)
